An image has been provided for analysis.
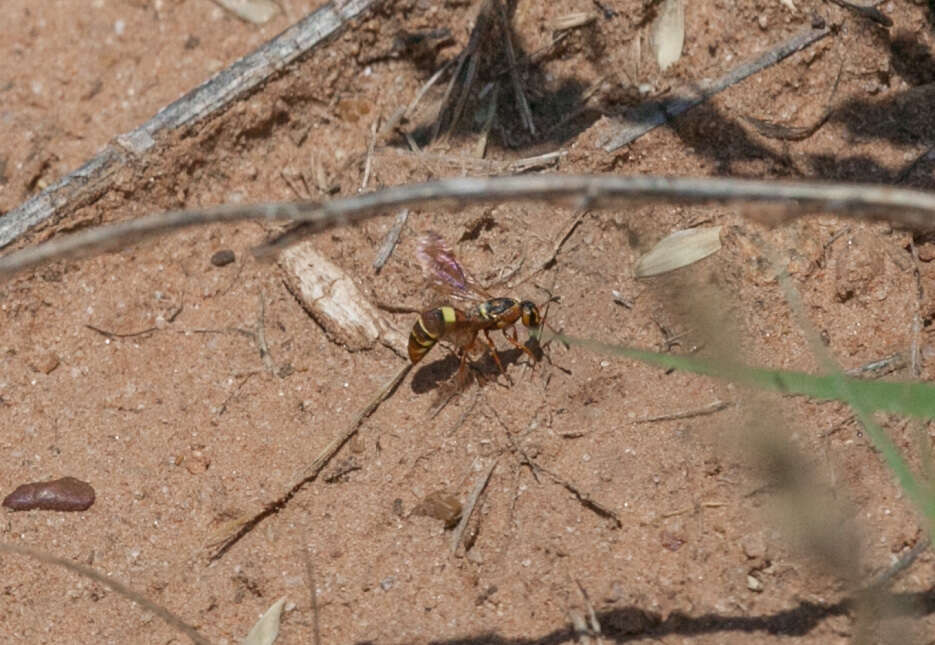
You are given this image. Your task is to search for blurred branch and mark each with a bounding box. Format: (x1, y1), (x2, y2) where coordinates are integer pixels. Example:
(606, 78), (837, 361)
(3, 174), (935, 279)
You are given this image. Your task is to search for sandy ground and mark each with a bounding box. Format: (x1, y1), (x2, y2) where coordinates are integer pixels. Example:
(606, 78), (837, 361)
(2, 0), (935, 643)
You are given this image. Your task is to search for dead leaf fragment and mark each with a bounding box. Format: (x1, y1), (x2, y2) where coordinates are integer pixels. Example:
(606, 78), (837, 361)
(635, 226), (722, 277)
(211, 0), (278, 24)
(241, 596), (286, 645)
(651, 0), (684, 71)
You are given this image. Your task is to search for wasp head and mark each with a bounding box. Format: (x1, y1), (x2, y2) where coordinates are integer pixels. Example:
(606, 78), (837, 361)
(519, 300), (541, 328)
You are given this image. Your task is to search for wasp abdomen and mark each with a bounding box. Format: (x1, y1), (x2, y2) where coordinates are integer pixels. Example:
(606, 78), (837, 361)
(408, 306), (460, 363)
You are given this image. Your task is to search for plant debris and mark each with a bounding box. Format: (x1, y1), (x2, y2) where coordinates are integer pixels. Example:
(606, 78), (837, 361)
(651, 0), (684, 71)
(635, 226), (722, 277)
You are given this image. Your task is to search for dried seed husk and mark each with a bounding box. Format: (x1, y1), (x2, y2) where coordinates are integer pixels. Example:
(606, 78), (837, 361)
(635, 225), (722, 277)
(651, 0), (684, 71)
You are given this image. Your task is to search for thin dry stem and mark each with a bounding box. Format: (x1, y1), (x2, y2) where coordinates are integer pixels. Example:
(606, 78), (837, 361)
(601, 25), (830, 151)
(304, 548), (322, 645)
(208, 362), (411, 559)
(450, 459), (498, 555)
(493, 0), (535, 134)
(635, 399), (731, 423)
(372, 208), (410, 271)
(256, 291), (276, 375)
(5, 174), (935, 280)
(0, 542), (210, 645)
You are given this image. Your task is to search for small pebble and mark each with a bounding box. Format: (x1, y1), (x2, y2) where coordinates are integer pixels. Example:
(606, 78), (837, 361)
(747, 574), (763, 592)
(210, 249), (235, 267)
(28, 351), (60, 375)
(3, 476), (95, 511)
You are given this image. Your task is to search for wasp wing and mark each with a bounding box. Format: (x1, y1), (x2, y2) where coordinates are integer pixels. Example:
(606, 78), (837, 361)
(417, 231), (491, 304)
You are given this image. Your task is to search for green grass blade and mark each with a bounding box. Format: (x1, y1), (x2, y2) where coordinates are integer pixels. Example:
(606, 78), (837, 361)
(556, 332), (935, 532)
(556, 334), (935, 420)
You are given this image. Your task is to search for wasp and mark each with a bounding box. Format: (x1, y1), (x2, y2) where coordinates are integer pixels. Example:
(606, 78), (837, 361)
(407, 232), (544, 376)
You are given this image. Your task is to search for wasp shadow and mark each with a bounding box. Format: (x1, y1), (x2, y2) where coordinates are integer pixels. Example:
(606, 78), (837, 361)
(410, 341), (542, 394)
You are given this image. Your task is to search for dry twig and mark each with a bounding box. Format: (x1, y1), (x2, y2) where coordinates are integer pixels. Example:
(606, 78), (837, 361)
(7, 174), (935, 280)
(431, 1), (486, 142)
(514, 208), (588, 288)
(635, 399), (731, 423)
(489, 404), (620, 526)
(376, 147), (563, 174)
(828, 0), (892, 26)
(909, 241), (924, 379)
(0, 0), (379, 250)
(0, 542), (210, 645)
(843, 353), (906, 378)
(209, 362), (411, 559)
(304, 548), (322, 645)
(493, 0), (535, 135)
(85, 301), (184, 340)
(256, 291), (277, 375)
(600, 25), (830, 151)
(742, 53), (845, 141)
(865, 537), (930, 590)
(361, 117), (380, 190)
(574, 579), (604, 645)
(526, 459), (623, 527)
(372, 209), (410, 271)
(450, 459), (498, 555)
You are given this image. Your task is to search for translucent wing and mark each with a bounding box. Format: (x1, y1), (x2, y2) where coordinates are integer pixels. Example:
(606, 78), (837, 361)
(417, 231), (491, 304)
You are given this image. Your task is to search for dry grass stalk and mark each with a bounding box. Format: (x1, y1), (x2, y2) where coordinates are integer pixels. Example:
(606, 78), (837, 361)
(209, 361), (411, 559)
(0, 542), (210, 645)
(4, 174), (935, 280)
(601, 24), (830, 151)
(0, 0), (380, 250)
(450, 460), (497, 555)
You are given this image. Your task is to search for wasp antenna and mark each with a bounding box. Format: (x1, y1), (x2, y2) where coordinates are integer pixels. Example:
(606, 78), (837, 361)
(543, 321), (568, 349)
(532, 284), (561, 312)
(536, 288), (559, 335)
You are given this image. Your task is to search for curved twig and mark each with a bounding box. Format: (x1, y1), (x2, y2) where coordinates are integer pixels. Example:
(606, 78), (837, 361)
(2, 174), (935, 280)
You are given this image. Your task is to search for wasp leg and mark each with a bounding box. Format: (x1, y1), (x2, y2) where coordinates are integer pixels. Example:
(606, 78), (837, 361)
(503, 327), (537, 365)
(455, 347), (471, 378)
(481, 330), (511, 381)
